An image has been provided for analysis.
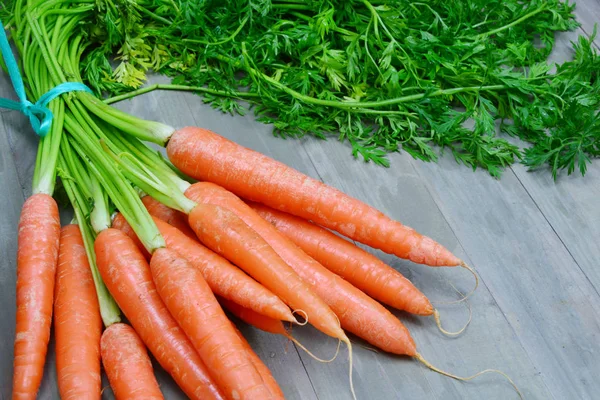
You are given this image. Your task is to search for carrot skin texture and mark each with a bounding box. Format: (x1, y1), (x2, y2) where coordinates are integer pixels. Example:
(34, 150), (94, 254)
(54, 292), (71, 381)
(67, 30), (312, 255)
(187, 183), (417, 355)
(114, 212), (294, 322)
(187, 202), (345, 341)
(95, 229), (225, 400)
(141, 195), (196, 239)
(167, 127), (460, 266)
(101, 323), (163, 400)
(249, 203), (433, 316)
(13, 193), (60, 400)
(220, 297), (287, 336)
(150, 248), (275, 400)
(232, 324), (285, 399)
(54, 225), (102, 400)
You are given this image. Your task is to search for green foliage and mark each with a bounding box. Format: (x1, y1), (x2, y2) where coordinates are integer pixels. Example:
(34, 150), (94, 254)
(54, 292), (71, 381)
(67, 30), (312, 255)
(54, 0), (600, 177)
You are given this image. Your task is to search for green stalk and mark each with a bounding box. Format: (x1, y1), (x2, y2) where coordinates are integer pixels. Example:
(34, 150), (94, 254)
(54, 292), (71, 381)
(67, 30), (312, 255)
(102, 142), (196, 215)
(476, 6), (548, 39)
(99, 120), (193, 192)
(182, 15), (249, 46)
(89, 173), (111, 233)
(63, 113), (166, 252)
(58, 138), (121, 327)
(271, 3), (312, 10)
(238, 44), (507, 109)
(103, 83), (259, 105)
(28, 13), (66, 195)
(78, 93), (175, 146)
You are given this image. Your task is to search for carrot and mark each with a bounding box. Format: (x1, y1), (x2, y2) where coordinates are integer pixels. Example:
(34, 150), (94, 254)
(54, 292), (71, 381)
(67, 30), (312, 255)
(248, 202), (433, 316)
(95, 228), (224, 400)
(186, 182), (416, 356)
(231, 324), (284, 399)
(220, 297), (288, 336)
(187, 202), (345, 342)
(101, 323), (163, 400)
(167, 127), (461, 267)
(113, 212), (294, 322)
(54, 225), (102, 400)
(141, 195), (196, 239)
(221, 297), (340, 363)
(12, 193), (60, 400)
(150, 248), (278, 400)
(187, 202), (356, 398)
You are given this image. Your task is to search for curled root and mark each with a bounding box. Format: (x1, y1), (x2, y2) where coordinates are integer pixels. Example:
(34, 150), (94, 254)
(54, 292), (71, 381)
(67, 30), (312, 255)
(415, 353), (523, 399)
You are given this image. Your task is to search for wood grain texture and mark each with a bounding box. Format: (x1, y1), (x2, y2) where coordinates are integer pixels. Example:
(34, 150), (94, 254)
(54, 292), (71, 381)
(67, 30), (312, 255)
(1, 3), (600, 399)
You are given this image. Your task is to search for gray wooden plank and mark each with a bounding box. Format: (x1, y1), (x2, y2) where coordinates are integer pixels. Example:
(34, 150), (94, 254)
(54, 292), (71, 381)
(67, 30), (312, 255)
(408, 151), (600, 400)
(574, 0), (600, 46)
(0, 113), (25, 398)
(510, 164), (600, 293)
(2, 111), (37, 197)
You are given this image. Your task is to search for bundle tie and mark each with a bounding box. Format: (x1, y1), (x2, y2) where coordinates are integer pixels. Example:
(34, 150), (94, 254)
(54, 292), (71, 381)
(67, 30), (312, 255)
(0, 19), (92, 137)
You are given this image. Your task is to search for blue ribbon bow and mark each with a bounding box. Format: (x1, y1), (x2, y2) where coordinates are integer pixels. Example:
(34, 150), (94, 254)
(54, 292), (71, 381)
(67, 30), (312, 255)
(0, 19), (93, 137)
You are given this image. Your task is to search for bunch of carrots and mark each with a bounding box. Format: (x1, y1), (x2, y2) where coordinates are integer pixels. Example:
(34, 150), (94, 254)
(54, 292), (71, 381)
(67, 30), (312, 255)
(4, 1), (522, 399)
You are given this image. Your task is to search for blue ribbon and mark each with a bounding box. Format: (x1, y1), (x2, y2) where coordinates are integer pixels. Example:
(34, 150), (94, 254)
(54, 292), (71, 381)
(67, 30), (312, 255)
(0, 20), (93, 137)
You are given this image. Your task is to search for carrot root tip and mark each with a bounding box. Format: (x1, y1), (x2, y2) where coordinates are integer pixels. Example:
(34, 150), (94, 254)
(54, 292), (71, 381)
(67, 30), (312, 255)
(344, 338), (357, 400)
(414, 353), (523, 399)
(460, 261), (479, 301)
(292, 309), (309, 326)
(433, 301), (472, 337)
(432, 262), (479, 306)
(288, 335), (341, 363)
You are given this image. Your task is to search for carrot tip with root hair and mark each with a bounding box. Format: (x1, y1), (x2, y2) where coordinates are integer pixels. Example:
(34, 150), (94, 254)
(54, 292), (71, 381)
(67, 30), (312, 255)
(460, 262), (479, 302)
(433, 305), (472, 337)
(287, 334), (342, 363)
(432, 262), (479, 307)
(414, 353), (523, 399)
(292, 309), (309, 326)
(345, 338), (357, 400)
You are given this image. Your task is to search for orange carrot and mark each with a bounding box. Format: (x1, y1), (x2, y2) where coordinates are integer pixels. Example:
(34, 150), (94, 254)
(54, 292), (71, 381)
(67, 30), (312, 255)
(186, 182), (416, 356)
(12, 193), (60, 400)
(101, 323), (163, 400)
(95, 228), (224, 400)
(167, 127), (460, 266)
(231, 324), (284, 399)
(187, 202), (345, 342)
(221, 297), (340, 364)
(248, 202), (433, 316)
(54, 225), (102, 400)
(150, 248), (277, 400)
(220, 297), (288, 336)
(113, 212), (294, 322)
(141, 195), (196, 239)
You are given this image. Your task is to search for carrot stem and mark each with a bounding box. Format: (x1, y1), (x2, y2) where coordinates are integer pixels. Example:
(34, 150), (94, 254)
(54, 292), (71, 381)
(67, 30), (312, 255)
(57, 138), (121, 326)
(103, 83), (260, 105)
(101, 143), (195, 214)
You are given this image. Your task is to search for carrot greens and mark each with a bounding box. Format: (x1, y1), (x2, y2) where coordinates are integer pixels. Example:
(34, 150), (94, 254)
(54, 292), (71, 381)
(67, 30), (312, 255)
(76, 0), (599, 178)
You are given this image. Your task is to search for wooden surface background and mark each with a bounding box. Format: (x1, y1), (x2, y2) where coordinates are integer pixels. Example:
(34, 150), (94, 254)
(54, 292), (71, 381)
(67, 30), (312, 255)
(1, 2), (599, 399)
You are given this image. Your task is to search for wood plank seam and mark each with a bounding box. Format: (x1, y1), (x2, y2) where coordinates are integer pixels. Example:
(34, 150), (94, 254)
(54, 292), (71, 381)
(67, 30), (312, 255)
(509, 166), (600, 297)
(291, 344), (321, 400)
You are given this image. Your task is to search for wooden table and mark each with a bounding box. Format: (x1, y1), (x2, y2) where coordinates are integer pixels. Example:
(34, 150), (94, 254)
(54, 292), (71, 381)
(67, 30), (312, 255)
(1, 3), (599, 399)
